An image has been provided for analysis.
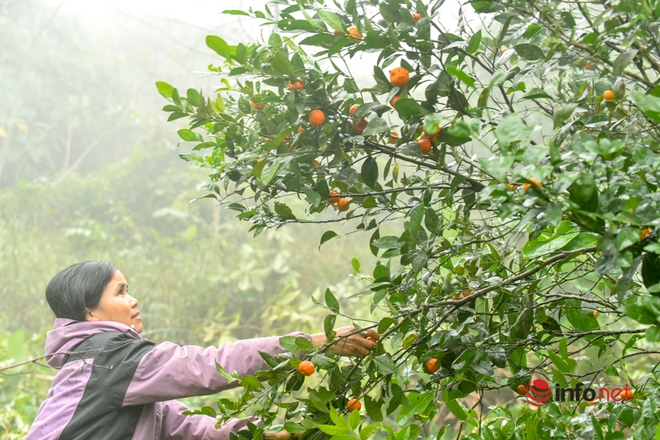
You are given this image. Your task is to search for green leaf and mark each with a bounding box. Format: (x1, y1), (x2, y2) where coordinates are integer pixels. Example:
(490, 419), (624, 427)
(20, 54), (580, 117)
(494, 114), (524, 148)
(317, 425), (352, 436)
(274, 202), (296, 220)
(478, 156), (513, 181)
(466, 30), (482, 54)
(279, 336), (315, 354)
(565, 304), (599, 331)
(316, 9), (345, 32)
(284, 423), (306, 434)
(379, 3), (402, 22)
(325, 288), (340, 313)
(441, 393), (467, 421)
(272, 51), (297, 77)
(373, 355), (396, 374)
(394, 98), (429, 120)
(206, 35), (231, 59)
(320, 230), (339, 248)
(613, 49), (637, 77)
(360, 423), (382, 440)
(223, 9), (250, 16)
(514, 43), (545, 60)
(186, 89), (203, 107)
(522, 87), (552, 100)
(553, 103), (578, 128)
(364, 396), (383, 422)
(261, 158), (281, 185)
(362, 117), (389, 136)
(642, 253), (660, 291)
(631, 91), (660, 123)
(177, 129), (200, 142)
(156, 81), (175, 99)
(569, 173), (598, 212)
(446, 65), (474, 88)
(348, 407), (360, 430)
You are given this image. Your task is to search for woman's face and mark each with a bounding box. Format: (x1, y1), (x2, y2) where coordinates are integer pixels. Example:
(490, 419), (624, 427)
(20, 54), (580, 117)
(86, 270), (143, 333)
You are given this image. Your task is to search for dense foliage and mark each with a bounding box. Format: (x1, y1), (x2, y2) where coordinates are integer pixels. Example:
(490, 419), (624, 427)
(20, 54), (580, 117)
(163, 0), (660, 437)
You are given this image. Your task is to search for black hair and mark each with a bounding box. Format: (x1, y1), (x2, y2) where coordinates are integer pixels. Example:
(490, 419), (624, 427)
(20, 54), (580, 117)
(45, 261), (118, 321)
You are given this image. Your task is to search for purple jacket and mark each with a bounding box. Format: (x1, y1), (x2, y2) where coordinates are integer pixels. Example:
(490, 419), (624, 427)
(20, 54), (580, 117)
(26, 319), (311, 439)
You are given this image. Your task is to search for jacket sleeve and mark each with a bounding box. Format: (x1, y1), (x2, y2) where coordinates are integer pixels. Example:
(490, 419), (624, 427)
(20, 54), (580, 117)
(159, 400), (257, 440)
(122, 332), (310, 406)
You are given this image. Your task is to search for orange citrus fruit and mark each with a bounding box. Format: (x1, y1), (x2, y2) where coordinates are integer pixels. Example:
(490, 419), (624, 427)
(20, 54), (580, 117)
(333, 30), (342, 36)
(461, 290), (470, 298)
(313, 160), (320, 167)
(389, 130), (399, 144)
(390, 67), (410, 88)
(349, 104), (360, 116)
(452, 295), (459, 300)
(412, 12), (423, 22)
(347, 398), (362, 411)
(309, 109), (325, 126)
(390, 95), (401, 107)
(348, 26), (361, 39)
(417, 138), (431, 155)
(622, 388), (634, 401)
(353, 118), (368, 134)
(337, 198), (350, 211)
(426, 358), (439, 373)
(517, 385), (528, 395)
(251, 100), (263, 110)
(298, 360), (315, 376)
(585, 62), (594, 70)
(641, 227), (653, 240)
(603, 90), (615, 100)
(288, 80), (304, 91)
(297, 126), (304, 133)
(327, 190), (341, 204)
(593, 310), (599, 318)
(423, 125), (440, 140)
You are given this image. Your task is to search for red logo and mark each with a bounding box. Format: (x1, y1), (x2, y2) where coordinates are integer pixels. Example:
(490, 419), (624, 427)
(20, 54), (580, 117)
(525, 379), (552, 406)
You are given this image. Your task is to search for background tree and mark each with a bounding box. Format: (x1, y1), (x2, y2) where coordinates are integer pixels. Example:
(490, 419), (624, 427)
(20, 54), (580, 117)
(163, 0), (660, 437)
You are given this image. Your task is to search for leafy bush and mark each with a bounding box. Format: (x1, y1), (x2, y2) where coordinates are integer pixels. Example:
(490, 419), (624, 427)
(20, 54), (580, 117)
(163, 0), (660, 437)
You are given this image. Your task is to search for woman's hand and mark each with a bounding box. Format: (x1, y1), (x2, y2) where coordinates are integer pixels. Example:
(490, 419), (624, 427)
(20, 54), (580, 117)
(264, 429), (305, 440)
(311, 326), (379, 357)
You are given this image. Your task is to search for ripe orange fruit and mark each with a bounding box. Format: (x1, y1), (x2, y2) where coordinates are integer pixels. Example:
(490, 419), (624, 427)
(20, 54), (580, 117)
(288, 79), (304, 91)
(390, 95), (401, 107)
(327, 190), (341, 204)
(622, 388), (634, 401)
(347, 398), (362, 411)
(353, 118), (368, 134)
(349, 104), (360, 116)
(348, 26), (361, 39)
(452, 295), (459, 300)
(417, 138), (431, 155)
(641, 227), (653, 240)
(309, 109), (325, 126)
(603, 90), (615, 100)
(524, 178), (541, 191)
(507, 184), (519, 190)
(389, 130), (399, 144)
(298, 360), (315, 376)
(297, 126), (304, 133)
(251, 100), (263, 110)
(426, 358), (439, 373)
(256, 158), (264, 163)
(585, 62), (594, 70)
(461, 290), (470, 298)
(517, 385), (528, 395)
(593, 311), (599, 318)
(337, 198), (350, 211)
(313, 160), (320, 167)
(412, 12), (423, 22)
(390, 67), (410, 88)
(333, 30), (342, 36)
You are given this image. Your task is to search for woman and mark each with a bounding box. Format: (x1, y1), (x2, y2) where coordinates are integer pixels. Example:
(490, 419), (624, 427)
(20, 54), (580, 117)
(26, 261), (378, 440)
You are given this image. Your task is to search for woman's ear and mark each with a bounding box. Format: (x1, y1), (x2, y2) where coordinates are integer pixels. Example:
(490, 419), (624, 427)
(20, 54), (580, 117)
(85, 308), (98, 322)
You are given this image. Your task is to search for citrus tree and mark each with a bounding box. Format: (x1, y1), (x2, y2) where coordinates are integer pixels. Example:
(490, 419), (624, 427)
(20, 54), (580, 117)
(159, 0), (660, 437)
